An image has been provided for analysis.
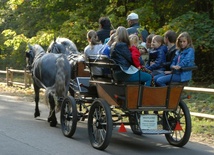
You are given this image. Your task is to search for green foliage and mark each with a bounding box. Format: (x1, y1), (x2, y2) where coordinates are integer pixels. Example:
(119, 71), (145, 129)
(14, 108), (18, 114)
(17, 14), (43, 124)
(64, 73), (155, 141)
(0, 0), (214, 82)
(158, 12), (214, 51)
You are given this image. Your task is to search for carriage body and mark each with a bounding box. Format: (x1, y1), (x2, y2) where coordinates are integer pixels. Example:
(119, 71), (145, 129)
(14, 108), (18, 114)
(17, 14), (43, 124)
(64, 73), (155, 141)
(95, 83), (184, 111)
(61, 55), (196, 150)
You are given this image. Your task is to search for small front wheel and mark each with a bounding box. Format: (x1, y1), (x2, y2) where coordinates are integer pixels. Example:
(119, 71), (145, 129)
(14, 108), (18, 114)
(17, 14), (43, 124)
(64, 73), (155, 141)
(129, 112), (142, 135)
(60, 96), (78, 137)
(88, 98), (113, 150)
(164, 100), (191, 147)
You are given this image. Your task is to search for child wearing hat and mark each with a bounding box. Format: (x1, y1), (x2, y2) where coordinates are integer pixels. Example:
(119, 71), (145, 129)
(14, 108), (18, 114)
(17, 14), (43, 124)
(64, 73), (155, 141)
(138, 43), (149, 65)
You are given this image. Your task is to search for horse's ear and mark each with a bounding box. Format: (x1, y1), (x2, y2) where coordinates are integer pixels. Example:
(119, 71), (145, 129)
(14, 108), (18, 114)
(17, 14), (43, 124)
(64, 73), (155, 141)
(28, 44), (32, 50)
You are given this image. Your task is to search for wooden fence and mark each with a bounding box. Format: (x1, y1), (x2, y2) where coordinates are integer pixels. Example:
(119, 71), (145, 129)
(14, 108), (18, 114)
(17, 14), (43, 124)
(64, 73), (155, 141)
(0, 67), (32, 88)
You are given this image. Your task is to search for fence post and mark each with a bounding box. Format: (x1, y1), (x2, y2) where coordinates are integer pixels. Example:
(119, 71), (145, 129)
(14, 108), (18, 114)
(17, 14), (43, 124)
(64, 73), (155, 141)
(10, 67), (13, 86)
(28, 71), (32, 86)
(24, 69), (27, 88)
(6, 67), (9, 86)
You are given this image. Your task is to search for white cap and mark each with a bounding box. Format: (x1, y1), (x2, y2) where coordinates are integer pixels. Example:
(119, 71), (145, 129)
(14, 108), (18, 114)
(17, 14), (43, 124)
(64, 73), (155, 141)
(127, 13), (139, 20)
(141, 42), (147, 49)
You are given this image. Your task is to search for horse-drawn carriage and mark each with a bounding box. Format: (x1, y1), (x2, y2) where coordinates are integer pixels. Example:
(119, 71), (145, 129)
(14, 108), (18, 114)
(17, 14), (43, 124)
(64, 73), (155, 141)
(60, 54), (197, 150)
(26, 38), (196, 151)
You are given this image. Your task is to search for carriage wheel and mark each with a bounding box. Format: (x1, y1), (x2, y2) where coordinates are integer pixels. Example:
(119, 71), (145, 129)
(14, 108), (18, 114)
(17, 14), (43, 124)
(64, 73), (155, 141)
(60, 96), (78, 137)
(88, 98), (113, 150)
(164, 100), (191, 147)
(129, 112), (142, 135)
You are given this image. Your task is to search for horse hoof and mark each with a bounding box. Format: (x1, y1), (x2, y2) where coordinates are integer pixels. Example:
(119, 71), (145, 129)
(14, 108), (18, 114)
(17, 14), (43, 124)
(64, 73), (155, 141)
(50, 121), (57, 127)
(34, 112), (40, 118)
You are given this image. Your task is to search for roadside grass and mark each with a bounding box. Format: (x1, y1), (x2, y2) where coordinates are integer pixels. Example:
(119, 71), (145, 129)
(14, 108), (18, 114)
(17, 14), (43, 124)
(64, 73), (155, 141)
(185, 92), (214, 115)
(191, 116), (214, 134)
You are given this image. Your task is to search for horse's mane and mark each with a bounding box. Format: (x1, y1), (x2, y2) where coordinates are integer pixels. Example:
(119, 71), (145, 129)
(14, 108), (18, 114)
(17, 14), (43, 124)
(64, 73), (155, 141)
(33, 44), (46, 54)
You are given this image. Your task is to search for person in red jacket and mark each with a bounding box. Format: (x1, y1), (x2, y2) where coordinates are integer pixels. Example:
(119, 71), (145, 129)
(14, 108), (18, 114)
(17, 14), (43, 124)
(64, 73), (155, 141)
(129, 34), (152, 75)
(129, 34), (144, 69)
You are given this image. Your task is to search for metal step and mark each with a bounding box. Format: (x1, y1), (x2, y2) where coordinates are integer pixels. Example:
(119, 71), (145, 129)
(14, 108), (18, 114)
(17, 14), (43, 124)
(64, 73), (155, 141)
(142, 129), (172, 134)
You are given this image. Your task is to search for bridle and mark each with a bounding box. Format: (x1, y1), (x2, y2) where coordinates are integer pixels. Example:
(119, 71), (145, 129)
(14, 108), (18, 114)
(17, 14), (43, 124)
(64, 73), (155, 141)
(51, 42), (62, 54)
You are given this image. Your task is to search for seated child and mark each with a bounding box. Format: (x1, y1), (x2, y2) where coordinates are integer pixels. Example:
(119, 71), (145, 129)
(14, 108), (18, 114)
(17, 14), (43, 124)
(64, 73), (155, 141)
(84, 30), (103, 75)
(100, 33), (116, 58)
(138, 43), (148, 65)
(129, 34), (143, 69)
(145, 35), (167, 76)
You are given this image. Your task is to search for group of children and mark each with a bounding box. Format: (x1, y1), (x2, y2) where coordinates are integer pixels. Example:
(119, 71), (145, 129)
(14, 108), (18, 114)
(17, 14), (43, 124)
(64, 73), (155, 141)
(84, 23), (195, 87)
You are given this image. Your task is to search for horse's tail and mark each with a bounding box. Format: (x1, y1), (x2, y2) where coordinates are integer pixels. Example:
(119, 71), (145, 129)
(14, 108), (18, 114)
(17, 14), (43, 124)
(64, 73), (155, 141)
(45, 54), (68, 112)
(55, 54), (67, 97)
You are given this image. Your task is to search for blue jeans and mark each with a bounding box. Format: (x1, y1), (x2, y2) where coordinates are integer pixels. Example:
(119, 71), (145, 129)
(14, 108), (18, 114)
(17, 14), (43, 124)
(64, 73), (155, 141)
(156, 74), (181, 86)
(154, 73), (165, 83)
(126, 70), (152, 86)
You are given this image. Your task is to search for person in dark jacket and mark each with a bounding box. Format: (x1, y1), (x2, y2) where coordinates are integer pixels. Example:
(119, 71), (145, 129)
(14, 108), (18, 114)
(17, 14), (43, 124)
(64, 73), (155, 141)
(97, 17), (112, 44)
(163, 30), (177, 71)
(111, 26), (152, 86)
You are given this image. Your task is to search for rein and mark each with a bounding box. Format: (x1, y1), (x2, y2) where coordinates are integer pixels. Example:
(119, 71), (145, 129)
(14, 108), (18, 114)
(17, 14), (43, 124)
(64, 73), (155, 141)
(31, 52), (47, 89)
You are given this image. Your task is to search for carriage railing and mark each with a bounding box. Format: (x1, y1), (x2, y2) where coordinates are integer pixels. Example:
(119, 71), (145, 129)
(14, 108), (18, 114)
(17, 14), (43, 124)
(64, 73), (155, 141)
(86, 56), (198, 111)
(85, 55), (120, 85)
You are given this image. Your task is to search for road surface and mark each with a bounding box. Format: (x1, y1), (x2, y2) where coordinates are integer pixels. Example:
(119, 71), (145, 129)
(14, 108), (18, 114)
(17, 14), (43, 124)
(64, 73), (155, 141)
(0, 94), (213, 155)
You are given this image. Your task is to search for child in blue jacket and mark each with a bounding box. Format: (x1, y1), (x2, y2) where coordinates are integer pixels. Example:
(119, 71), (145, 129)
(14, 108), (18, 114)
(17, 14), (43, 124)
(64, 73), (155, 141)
(145, 35), (167, 76)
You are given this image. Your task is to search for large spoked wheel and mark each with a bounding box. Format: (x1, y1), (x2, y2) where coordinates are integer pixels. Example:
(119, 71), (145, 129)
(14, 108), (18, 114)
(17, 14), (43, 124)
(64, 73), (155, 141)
(129, 112), (142, 135)
(88, 98), (113, 150)
(164, 100), (191, 147)
(60, 96), (78, 137)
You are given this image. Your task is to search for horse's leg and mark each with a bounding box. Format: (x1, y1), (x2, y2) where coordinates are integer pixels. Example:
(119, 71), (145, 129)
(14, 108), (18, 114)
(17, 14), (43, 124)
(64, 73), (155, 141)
(47, 93), (57, 127)
(34, 84), (40, 118)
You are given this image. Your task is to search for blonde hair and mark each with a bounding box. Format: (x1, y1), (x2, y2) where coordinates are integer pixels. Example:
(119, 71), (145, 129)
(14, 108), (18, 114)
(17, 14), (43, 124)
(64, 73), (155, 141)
(87, 30), (100, 49)
(176, 32), (194, 50)
(114, 26), (130, 47)
(129, 34), (139, 46)
(152, 35), (164, 45)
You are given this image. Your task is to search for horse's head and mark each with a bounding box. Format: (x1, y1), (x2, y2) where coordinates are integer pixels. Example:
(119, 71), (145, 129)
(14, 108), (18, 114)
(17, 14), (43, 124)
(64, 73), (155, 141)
(47, 37), (80, 55)
(26, 44), (45, 70)
(47, 40), (67, 55)
(26, 45), (35, 70)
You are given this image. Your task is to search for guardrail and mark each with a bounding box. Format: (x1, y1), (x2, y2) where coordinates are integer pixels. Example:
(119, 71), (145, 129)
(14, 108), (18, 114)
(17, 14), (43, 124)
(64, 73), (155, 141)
(0, 67), (32, 88)
(184, 86), (214, 94)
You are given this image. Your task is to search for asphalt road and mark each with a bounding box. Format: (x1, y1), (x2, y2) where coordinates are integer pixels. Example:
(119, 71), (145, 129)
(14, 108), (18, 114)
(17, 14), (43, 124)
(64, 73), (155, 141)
(0, 94), (213, 155)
